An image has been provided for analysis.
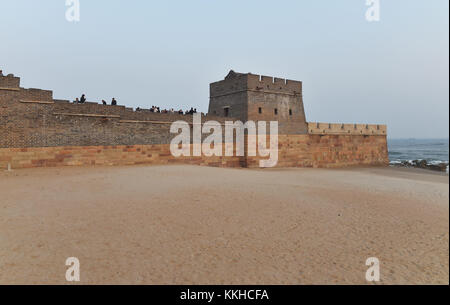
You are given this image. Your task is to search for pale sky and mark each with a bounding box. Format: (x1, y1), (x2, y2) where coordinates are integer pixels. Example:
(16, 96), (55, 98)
(1, 0), (448, 138)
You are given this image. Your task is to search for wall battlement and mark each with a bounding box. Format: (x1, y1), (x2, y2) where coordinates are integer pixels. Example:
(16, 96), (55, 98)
(210, 70), (302, 98)
(0, 74), (21, 90)
(247, 73), (302, 95)
(308, 122), (387, 136)
(0, 74), (53, 101)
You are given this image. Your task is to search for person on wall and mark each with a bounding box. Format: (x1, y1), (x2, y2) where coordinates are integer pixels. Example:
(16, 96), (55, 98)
(111, 98), (117, 106)
(80, 94), (86, 103)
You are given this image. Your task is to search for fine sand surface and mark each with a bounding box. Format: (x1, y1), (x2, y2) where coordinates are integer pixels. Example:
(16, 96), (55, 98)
(0, 165), (448, 285)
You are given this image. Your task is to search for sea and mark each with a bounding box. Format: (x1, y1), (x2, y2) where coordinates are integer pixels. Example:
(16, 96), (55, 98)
(388, 139), (449, 173)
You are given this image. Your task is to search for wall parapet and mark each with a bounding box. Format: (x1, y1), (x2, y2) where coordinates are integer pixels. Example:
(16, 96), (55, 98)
(0, 74), (20, 89)
(247, 73), (302, 94)
(308, 122), (387, 136)
(210, 70), (303, 98)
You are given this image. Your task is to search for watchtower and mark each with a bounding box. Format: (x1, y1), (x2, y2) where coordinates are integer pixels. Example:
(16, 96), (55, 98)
(208, 70), (308, 134)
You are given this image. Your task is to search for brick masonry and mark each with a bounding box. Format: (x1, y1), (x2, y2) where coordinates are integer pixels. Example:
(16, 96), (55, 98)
(0, 135), (388, 170)
(246, 134), (388, 168)
(0, 71), (389, 170)
(0, 145), (244, 169)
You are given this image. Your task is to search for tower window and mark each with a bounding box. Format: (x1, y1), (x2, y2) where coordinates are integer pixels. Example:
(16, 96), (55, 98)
(224, 107), (230, 117)
(274, 108), (278, 115)
(289, 109), (293, 116)
(258, 107), (262, 114)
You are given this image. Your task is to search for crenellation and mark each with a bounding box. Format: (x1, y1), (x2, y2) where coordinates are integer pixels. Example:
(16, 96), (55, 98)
(308, 122), (387, 135)
(274, 78), (286, 84)
(0, 74), (21, 89)
(284, 79), (302, 92)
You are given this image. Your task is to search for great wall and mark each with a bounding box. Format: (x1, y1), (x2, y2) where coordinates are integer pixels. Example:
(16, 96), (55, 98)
(0, 70), (389, 169)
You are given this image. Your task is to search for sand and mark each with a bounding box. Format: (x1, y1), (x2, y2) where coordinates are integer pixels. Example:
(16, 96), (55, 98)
(0, 165), (448, 285)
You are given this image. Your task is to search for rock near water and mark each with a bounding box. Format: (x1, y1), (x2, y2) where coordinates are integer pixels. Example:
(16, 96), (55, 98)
(397, 160), (449, 172)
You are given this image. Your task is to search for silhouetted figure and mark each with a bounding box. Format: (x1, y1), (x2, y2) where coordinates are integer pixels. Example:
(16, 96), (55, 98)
(80, 94), (86, 103)
(0, 70), (3, 76)
(102, 100), (107, 105)
(111, 98), (117, 106)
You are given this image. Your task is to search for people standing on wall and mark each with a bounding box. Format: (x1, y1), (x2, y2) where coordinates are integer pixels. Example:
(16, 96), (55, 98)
(74, 98), (80, 103)
(80, 94), (86, 103)
(102, 100), (107, 105)
(111, 98), (117, 106)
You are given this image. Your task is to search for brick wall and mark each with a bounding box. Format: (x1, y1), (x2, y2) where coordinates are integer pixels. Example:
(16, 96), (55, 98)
(0, 134), (389, 170)
(0, 88), (234, 148)
(246, 134), (389, 168)
(0, 73), (389, 170)
(0, 144), (244, 170)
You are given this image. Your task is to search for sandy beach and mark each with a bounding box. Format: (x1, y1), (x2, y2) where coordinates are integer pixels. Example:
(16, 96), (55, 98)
(0, 165), (448, 285)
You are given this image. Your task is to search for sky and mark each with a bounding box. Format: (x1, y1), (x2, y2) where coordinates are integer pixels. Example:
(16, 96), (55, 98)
(0, 0), (448, 139)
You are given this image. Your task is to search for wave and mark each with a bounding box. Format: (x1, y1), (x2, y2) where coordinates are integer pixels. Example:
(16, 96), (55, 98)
(388, 151), (403, 155)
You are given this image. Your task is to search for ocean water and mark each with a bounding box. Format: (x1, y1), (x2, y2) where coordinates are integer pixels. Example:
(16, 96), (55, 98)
(388, 139), (449, 169)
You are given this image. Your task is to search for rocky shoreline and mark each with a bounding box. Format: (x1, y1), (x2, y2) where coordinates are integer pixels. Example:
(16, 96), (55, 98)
(391, 160), (449, 172)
